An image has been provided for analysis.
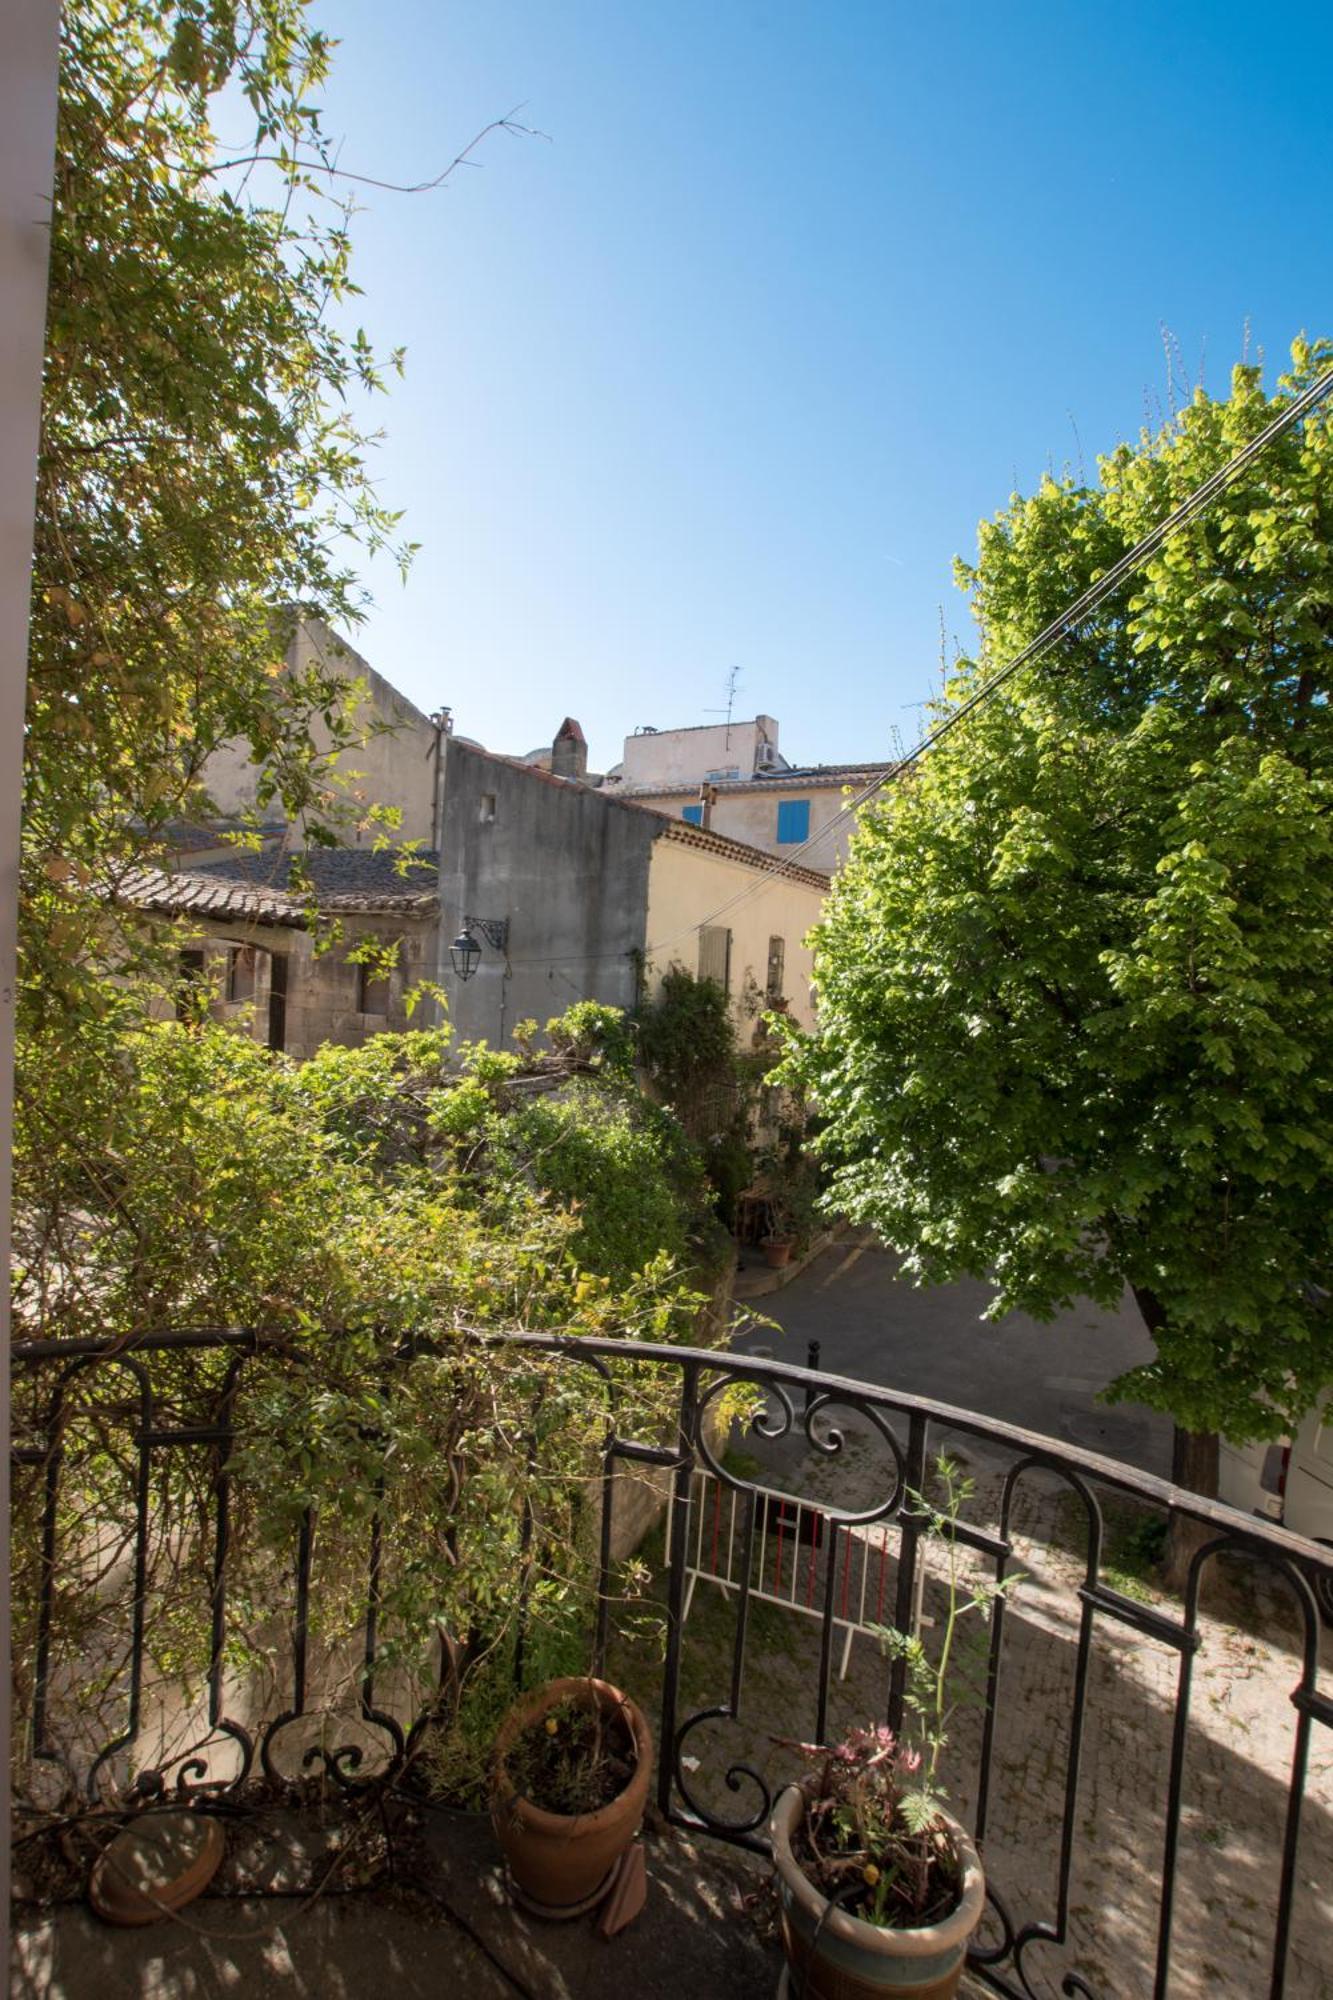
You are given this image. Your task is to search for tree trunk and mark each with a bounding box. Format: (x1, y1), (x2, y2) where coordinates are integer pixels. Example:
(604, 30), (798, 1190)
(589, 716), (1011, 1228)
(1130, 1285), (1221, 1592)
(1171, 1424), (1220, 1498)
(1163, 1425), (1221, 1594)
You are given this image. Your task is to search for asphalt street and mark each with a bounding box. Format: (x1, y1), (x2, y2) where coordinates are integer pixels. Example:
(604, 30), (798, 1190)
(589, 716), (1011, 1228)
(735, 1234), (1174, 1479)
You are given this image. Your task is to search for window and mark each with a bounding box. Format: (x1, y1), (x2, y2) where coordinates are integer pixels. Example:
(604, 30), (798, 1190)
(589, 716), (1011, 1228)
(226, 945), (256, 1003)
(357, 962), (391, 1014)
(698, 926), (732, 995)
(681, 804), (703, 826)
(176, 948), (207, 1021)
(479, 792), (497, 824)
(776, 798), (810, 845)
(766, 935), (785, 1002)
(267, 953), (288, 1052)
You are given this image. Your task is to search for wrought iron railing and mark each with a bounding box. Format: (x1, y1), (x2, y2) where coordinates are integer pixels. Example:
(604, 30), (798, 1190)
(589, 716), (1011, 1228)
(12, 1327), (1333, 1998)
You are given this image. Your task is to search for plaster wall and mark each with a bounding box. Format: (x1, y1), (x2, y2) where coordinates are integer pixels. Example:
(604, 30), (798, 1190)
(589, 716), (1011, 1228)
(654, 784), (862, 874)
(643, 838), (822, 1035)
(619, 716), (779, 788)
(438, 742), (655, 1049)
(201, 618), (442, 848)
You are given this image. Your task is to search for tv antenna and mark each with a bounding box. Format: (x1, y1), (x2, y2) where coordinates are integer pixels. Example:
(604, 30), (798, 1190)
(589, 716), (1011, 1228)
(704, 665), (743, 751)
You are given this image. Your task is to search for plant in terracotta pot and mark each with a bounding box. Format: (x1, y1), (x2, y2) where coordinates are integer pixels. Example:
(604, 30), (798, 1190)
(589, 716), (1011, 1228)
(759, 1146), (820, 1269)
(770, 1724), (984, 1999)
(490, 1676), (652, 1919)
(770, 1456), (1013, 1999)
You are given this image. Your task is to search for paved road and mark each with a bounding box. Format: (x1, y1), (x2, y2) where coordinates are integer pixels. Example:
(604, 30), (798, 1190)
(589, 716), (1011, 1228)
(735, 1233), (1174, 1479)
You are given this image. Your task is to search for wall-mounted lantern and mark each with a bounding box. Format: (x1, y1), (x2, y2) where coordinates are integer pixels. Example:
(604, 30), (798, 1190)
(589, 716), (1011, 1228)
(448, 915), (509, 982)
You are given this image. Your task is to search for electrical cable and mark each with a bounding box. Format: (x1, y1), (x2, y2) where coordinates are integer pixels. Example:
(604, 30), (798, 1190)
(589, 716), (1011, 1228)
(498, 361), (1333, 969)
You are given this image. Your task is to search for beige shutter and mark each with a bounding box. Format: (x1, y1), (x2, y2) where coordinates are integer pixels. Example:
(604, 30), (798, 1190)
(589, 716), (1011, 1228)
(698, 926), (732, 994)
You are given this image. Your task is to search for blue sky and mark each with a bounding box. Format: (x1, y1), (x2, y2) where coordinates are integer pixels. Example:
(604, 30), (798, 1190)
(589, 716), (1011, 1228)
(301, 1), (1332, 774)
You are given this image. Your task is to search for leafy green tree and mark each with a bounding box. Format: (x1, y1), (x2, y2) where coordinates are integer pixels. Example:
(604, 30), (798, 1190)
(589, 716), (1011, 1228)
(789, 342), (1333, 1495)
(11, 1008), (716, 1790)
(26, 0), (412, 1033)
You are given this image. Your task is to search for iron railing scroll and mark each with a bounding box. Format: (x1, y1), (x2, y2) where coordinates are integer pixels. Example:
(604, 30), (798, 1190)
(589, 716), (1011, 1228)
(12, 1328), (1332, 1998)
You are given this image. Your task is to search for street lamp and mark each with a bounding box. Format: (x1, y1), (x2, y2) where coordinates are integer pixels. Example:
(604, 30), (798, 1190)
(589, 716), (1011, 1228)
(448, 915), (508, 982)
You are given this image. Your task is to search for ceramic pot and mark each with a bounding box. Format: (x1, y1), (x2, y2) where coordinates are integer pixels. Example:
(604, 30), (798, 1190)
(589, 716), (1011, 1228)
(762, 1238), (794, 1269)
(770, 1784), (985, 1999)
(490, 1677), (652, 1918)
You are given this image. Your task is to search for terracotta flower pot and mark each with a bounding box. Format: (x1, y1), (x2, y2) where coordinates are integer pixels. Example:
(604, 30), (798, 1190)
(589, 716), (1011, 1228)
(762, 1237), (794, 1269)
(490, 1677), (652, 1919)
(769, 1784), (986, 1999)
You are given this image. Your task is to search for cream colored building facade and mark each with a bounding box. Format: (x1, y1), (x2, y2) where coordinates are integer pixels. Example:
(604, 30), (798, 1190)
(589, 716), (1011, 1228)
(618, 715), (782, 788)
(629, 774), (878, 875)
(201, 614), (445, 850)
(604, 713), (891, 875)
(641, 819), (823, 1033)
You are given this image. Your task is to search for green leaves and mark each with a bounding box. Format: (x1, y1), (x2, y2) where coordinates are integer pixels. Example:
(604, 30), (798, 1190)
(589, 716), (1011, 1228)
(792, 341), (1333, 1444)
(26, 0), (415, 1029)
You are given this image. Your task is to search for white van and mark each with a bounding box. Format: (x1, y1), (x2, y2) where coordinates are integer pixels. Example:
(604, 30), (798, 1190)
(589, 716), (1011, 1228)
(1219, 1399), (1333, 1620)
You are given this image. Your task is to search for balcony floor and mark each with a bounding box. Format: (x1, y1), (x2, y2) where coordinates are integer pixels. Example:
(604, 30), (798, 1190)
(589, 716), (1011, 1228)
(13, 1803), (793, 2000)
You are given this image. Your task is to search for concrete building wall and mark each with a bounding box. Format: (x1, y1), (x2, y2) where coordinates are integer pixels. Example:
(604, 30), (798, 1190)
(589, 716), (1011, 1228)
(438, 741), (655, 1049)
(619, 715), (779, 789)
(642, 837), (822, 1035)
(634, 783), (860, 874)
(201, 617), (443, 848)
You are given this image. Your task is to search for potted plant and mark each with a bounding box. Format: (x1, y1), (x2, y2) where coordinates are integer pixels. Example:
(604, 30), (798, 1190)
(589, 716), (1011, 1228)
(490, 1676), (652, 1918)
(769, 1725), (984, 1998)
(759, 1146), (820, 1268)
(769, 1456), (1011, 1998)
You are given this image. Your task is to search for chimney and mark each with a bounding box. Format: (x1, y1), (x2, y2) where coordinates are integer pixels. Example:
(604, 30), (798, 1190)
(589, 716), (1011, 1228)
(551, 716), (588, 782)
(698, 782), (717, 830)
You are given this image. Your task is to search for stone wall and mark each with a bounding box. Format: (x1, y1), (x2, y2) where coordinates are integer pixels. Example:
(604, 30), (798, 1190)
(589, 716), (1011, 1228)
(162, 911), (439, 1056)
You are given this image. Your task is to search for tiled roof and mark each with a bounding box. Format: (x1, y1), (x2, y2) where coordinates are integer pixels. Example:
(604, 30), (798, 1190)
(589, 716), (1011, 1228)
(649, 815), (830, 891)
(121, 847), (439, 925)
(190, 847), (438, 899)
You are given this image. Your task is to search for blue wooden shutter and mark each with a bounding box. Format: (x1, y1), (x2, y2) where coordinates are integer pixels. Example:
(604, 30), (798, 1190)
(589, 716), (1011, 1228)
(776, 798), (810, 845)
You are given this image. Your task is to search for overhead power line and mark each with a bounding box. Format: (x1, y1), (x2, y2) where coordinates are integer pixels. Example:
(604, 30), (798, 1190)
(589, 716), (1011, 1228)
(505, 360), (1333, 969)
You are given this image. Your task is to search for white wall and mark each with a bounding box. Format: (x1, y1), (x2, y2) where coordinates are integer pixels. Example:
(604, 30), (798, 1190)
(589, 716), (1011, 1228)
(3, 0), (62, 1930)
(619, 715), (779, 788)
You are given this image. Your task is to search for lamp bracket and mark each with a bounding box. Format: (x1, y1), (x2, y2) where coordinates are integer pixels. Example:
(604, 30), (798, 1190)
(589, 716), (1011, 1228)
(464, 915), (509, 952)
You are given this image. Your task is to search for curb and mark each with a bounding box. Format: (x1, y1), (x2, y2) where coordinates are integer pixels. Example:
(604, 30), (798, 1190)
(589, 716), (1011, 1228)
(732, 1225), (846, 1302)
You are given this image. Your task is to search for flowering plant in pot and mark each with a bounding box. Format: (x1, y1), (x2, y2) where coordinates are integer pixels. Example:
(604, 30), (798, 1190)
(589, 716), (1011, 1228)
(770, 1723), (983, 1998)
(770, 1456), (1013, 1999)
(490, 1676), (652, 1919)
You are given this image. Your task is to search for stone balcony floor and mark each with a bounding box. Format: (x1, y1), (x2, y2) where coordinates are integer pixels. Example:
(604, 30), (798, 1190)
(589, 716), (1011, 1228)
(13, 1803), (798, 2000)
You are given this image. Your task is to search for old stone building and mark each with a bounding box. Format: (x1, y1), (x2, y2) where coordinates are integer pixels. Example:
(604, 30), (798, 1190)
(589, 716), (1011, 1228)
(200, 612), (447, 850)
(126, 847), (439, 1056)
(130, 615), (836, 1062)
(123, 612), (449, 1052)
